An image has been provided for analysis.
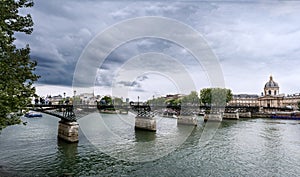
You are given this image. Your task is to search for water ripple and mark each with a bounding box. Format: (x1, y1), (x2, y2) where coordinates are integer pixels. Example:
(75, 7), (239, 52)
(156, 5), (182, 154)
(1, 116), (300, 176)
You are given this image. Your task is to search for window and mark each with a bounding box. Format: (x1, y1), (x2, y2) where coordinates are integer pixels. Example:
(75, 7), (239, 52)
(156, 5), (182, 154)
(268, 90), (271, 95)
(274, 90), (277, 95)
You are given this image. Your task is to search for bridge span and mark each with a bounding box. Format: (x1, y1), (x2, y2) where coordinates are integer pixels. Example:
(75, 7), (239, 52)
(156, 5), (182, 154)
(27, 104), (261, 143)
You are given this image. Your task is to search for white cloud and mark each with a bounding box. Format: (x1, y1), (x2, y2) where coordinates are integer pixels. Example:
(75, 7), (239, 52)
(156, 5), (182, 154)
(14, 1), (300, 98)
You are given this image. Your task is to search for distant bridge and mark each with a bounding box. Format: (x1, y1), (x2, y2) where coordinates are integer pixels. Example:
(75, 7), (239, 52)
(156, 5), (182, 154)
(26, 104), (270, 143)
(28, 104), (264, 121)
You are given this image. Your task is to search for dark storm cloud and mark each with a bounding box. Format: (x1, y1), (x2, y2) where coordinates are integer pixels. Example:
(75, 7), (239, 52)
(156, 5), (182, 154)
(14, 0), (300, 94)
(99, 38), (198, 75)
(15, 0), (121, 86)
(31, 55), (75, 86)
(117, 81), (141, 88)
(115, 76), (149, 89)
(137, 75), (149, 81)
(17, 1), (205, 87)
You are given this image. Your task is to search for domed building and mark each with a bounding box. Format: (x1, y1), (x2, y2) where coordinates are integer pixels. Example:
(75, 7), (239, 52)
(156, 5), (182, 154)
(229, 75), (300, 111)
(264, 76), (279, 96)
(258, 76), (284, 109)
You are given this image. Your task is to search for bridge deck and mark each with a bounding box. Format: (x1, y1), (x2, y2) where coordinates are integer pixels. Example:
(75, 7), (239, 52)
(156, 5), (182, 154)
(28, 104), (266, 121)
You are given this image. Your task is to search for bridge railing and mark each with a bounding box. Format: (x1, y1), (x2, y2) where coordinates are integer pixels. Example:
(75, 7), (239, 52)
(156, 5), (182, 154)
(28, 104), (76, 122)
(27, 103), (262, 121)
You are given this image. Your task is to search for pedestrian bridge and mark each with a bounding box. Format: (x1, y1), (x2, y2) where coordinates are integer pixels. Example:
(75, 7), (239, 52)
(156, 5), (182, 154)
(28, 104), (104, 122)
(27, 104), (260, 143)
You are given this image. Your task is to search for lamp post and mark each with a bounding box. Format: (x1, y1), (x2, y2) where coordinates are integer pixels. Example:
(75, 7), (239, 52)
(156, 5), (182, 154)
(138, 96), (140, 114)
(62, 92), (66, 105)
(152, 95), (155, 109)
(73, 90), (76, 105)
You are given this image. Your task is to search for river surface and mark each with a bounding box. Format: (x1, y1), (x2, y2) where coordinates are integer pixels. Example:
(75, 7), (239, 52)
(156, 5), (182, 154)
(0, 113), (300, 177)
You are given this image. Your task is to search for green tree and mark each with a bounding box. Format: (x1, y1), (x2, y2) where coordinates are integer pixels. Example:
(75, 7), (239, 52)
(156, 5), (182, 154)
(113, 97), (123, 106)
(200, 88), (212, 106)
(148, 97), (166, 107)
(100, 96), (112, 105)
(165, 98), (180, 107)
(155, 97), (166, 106)
(0, 0), (39, 129)
(181, 91), (200, 106)
(200, 88), (232, 106)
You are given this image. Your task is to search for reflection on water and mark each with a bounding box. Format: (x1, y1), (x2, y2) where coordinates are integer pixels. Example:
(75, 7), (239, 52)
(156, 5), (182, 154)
(78, 113), (196, 162)
(55, 139), (79, 176)
(0, 114), (300, 176)
(134, 129), (156, 142)
(57, 138), (78, 163)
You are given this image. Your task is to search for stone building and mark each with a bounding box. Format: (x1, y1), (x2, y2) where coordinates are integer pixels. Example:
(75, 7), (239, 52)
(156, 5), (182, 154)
(229, 94), (259, 107)
(228, 75), (300, 111)
(282, 94), (300, 109)
(258, 76), (284, 108)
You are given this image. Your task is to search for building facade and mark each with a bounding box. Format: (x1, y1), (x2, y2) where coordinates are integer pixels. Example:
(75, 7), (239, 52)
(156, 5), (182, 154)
(229, 94), (259, 107)
(258, 76), (284, 108)
(228, 76), (300, 111)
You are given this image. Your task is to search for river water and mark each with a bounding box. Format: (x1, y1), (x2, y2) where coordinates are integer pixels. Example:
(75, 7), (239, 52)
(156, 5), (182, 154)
(0, 113), (300, 177)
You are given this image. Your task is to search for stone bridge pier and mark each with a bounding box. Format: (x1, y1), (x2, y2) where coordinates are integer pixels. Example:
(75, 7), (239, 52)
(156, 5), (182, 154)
(57, 106), (79, 143)
(177, 115), (197, 125)
(135, 111), (156, 131)
(29, 104), (80, 143)
(58, 120), (79, 143)
(177, 109), (197, 126)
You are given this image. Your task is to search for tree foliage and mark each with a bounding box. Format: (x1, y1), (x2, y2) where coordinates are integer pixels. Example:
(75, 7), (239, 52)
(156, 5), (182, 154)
(181, 91), (200, 106)
(147, 96), (166, 106)
(165, 98), (181, 107)
(99, 96), (124, 106)
(200, 88), (232, 106)
(0, 0), (39, 129)
(100, 96), (113, 105)
(200, 88), (212, 105)
(113, 97), (123, 106)
(147, 92), (200, 109)
(153, 97), (166, 106)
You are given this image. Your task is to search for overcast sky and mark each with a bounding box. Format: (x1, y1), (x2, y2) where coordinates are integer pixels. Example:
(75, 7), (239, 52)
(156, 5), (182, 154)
(15, 0), (300, 100)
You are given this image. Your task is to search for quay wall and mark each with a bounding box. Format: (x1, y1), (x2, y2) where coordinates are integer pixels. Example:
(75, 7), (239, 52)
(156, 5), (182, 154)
(223, 113), (239, 120)
(239, 112), (252, 118)
(252, 113), (272, 118)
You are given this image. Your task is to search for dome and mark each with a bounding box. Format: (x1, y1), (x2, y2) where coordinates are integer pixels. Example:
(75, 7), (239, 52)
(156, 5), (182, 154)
(264, 76), (279, 88)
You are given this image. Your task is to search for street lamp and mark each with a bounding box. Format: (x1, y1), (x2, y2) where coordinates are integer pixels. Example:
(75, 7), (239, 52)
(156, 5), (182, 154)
(73, 90), (76, 105)
(152, 95), (155, 109)
(62, 92), (66, 105)
(138, 96), (140, 113)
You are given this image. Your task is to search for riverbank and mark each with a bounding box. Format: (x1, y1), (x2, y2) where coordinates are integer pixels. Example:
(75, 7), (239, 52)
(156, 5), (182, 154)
(204, 111), (300, 120)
